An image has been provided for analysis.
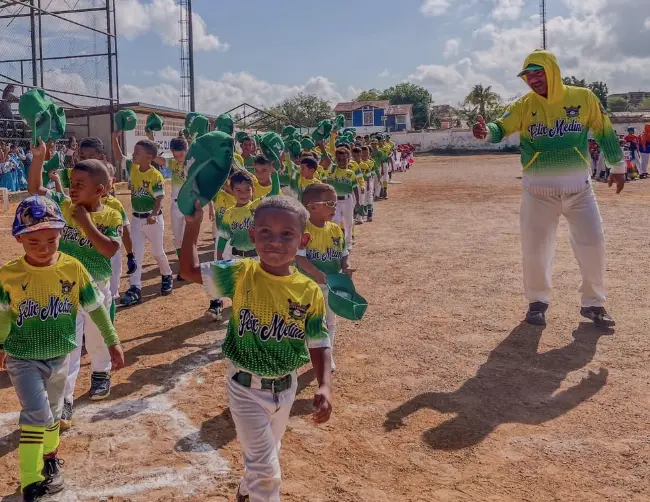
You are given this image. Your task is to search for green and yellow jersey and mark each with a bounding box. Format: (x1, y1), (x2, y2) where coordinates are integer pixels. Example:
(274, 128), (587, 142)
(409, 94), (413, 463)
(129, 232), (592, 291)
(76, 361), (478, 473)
(324, 166), (359, 196)
(46, 191), (122, 283)
(167, 158), (185, 199)
(297, 221), (348, 279)
(102, 194), (129, 226)
(0, 253), (118, 360)
(213, 189), (236, 229)
(126, 160), (165, 213)
(200, 258), (329, 376)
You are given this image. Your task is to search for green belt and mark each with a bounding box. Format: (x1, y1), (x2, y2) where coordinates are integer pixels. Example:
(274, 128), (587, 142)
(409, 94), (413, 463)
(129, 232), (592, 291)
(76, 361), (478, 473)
(232, 371), (293, 393)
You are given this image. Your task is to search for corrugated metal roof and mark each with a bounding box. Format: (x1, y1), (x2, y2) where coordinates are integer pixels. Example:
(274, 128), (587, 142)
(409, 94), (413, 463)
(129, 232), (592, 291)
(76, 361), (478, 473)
(386, 104), (413, 115)
(333, 100), (390, 112)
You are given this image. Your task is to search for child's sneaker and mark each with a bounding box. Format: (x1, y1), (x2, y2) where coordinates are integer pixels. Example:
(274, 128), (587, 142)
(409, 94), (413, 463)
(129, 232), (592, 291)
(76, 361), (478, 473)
(60, 401), (73, 431)
(120, 286), (141, 306)
(161, 275), (173, 296)
(89, 372), (111, 400)
(42, 457), (64, 493)
(205, 299), (223, 321)
(22, 478), (63, 502)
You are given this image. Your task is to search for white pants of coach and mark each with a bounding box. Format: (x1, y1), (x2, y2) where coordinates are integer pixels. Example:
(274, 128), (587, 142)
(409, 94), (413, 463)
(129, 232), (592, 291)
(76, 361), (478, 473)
(129, 215), (172, 289)
(641, 152), (650, 175)
(334, 195), (354, 246)
(520, 186), (606, 308)
(227, 363), (298, 502)
(65, 280), (113, 404)
(171, 200), (186, 252)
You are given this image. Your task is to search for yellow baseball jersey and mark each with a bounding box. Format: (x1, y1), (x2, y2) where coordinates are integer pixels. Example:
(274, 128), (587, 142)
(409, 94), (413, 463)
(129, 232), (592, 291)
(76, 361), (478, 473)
(218, 198), (262, 252)
(127, 160), (165, 213)
(324, 166), (359, 196)
(168, 158), (185, 198)
(200, 258), (329, 376)
(349, 159), (366, 189)
(46, 191), (123, 283)
(297, 221), (348, 278)
(212, 189), (236, 228)
(102, 194), (129, 226)
(0, 253), (118, 360)
(359, 160), (374, 180)
(253, 176), (273, 200)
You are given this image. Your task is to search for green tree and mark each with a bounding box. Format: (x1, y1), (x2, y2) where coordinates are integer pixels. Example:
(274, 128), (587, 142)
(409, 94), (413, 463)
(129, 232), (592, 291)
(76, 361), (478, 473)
(265, 93), (332, 127)
(562, 76), (587, 87)
(379, 83), (433, 130)
(587, 81), (608, 110)
(355, 89), (382, 101)
(464, 84), (501, 118)
(607, 96), (629, 112)
(638, 97), (650, 110)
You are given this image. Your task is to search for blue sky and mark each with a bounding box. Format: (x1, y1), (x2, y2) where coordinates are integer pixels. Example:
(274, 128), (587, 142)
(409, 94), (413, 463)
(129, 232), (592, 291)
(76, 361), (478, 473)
(114, 0), (650, 112)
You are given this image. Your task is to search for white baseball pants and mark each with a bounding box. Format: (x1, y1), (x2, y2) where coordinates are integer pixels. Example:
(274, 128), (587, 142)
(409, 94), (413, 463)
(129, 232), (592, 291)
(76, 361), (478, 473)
(640, 152), (650, 175)
(129, 215), (172, 289)
(364, 177), (375, 207)
(520, 187), (606, 308)
(227, 363), (298, 502)
(110, 249), (122, 299)
(171, 200), (186, 252)
(65, 280), (112, 404)
(334, 195), (354, 246)
(374, 172), (382, 198)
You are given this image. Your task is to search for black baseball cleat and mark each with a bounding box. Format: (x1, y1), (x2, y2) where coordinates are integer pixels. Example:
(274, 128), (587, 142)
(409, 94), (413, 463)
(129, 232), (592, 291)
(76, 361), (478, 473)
(42, 457), (65, 493)
(161, 275), (173, 296)
(22, 477), (63, 502)
(120, 286), (142, 307)
(525, 302), (549, 326)
(89, 372), (111, 400)
(580, 306), (615, 327)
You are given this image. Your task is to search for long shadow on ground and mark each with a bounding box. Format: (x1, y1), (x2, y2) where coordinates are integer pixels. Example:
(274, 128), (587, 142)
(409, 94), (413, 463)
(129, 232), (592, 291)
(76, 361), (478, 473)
(175, 367), (318, 453)
(383, 322), (611, 450)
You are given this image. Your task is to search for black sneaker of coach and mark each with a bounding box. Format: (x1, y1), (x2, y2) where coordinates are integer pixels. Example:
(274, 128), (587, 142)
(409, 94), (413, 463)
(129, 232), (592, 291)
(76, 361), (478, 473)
(580, 306), (615, 327)
(525, 302), (549, 326)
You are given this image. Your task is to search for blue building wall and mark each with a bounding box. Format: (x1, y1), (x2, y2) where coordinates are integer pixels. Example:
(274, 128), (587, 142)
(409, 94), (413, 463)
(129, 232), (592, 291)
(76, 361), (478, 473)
(352, 108), (385, 127)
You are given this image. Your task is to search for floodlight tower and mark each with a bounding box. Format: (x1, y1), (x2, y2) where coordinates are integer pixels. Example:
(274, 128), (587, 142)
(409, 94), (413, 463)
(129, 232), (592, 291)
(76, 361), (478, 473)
(179, 0), (195, 111)
(540, 0), (547, 49)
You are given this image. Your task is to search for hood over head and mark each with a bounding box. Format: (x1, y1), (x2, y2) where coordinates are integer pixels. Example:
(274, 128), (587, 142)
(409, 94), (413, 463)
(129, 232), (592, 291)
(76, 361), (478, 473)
(519, 50), (564, 104)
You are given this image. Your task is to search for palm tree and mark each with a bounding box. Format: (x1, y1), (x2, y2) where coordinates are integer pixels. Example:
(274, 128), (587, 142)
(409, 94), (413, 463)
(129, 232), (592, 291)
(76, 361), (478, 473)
(464, 84), (501, 117)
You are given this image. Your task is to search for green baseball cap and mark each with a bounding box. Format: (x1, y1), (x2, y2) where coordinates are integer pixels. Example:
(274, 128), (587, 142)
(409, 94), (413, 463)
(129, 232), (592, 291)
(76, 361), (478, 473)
(300, 137), (316, 151)
(312, 120), (333, 142)
(42, 153), (61, 187)
(281, 125), (297, 139)
(326, 273), (368, 321)
(285, 139), (302, 158)
(145, 112), (164, 132)
(48, 104), (66, 141)
(185, 112), (202, 128)
(19, 88), (53, 145)
(114, 109), (138, 132)
(260, 132), (284, 170)
(335, 114), (345, 130)
(188, 114), (209, 138)
(517, 63), (544, 77)
(235, 131), (250, 144)
(215, 113), (234, 136)
(177, 131), (234, 216)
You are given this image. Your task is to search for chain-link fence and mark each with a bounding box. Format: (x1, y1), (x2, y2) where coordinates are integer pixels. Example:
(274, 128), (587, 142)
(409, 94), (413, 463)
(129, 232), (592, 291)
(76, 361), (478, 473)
(0, 0), (118, 140)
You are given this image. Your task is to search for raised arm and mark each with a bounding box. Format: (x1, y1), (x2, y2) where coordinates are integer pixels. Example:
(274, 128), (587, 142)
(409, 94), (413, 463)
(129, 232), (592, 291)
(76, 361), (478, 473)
(111, 131), (125, 163)
(27, 139), (48, 196)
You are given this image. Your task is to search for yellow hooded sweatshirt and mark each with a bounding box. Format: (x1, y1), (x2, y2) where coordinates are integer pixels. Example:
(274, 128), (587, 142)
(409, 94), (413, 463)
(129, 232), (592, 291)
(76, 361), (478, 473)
(487, 50), (625, 195)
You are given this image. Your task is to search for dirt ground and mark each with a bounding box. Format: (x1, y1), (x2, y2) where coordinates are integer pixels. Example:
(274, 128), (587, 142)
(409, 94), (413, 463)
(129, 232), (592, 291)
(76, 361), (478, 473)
(1, 154), (649, 502)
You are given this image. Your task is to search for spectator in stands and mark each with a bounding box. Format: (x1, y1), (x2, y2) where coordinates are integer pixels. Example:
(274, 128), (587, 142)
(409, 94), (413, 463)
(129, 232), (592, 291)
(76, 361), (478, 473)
(0, 84), (18, 120)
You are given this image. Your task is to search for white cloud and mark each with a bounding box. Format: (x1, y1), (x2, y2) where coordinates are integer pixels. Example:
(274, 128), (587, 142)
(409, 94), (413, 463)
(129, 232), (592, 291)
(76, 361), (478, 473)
(644, 17), (650, 30)
(491, 0), (524, 22)
(115, 0), (229, 52)
(378, 69), (391, 78)
(158, 66), (181, 82)
(120, 71), (346, 115)
(443, 39), (460, 59)
(420, 0), (450, 16)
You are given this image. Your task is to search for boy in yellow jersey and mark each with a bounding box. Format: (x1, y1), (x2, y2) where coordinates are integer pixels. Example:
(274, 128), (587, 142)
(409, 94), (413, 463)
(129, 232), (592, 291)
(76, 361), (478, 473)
(370, 138), (386, 200)
(252, 155), (275, 199)
(0, 195), (124, 501)
(289, 156), (321, 201)
(321, 148), (360, 247)
(360, 146), (377, 222)
(350, 146), (368, 224)
(239, 135), (257, 174)
(377, 135), (393, 198)
(296, 183), (351, 369)
(112, 133), (173, 306)
(155, 137), (188, 267)
(217, 170), (280, 261)
(27, 140), (123, 424)
(180, 196), (332, 502)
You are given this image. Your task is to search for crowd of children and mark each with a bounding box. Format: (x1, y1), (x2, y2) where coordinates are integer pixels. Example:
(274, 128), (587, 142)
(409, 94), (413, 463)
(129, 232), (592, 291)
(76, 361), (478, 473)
(0, 112), (412, 501)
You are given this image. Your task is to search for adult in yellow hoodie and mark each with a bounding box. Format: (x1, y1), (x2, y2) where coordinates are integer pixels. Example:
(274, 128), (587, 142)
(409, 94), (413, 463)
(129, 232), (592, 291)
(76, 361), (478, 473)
(473, 50), (624, 327)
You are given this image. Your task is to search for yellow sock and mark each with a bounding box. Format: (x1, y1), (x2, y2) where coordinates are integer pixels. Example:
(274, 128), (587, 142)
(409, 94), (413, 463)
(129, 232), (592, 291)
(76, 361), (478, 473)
(19, 425), (45, 490)
(43, 422), (60, 457)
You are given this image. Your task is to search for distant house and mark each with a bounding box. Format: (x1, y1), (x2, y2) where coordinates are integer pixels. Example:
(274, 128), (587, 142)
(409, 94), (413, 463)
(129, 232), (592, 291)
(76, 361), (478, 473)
(333, 100), (412, 134)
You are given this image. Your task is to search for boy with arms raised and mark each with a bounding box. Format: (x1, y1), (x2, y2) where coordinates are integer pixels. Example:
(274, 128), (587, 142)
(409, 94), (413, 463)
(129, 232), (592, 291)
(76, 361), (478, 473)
(180, 197), (332, 502)
(296, 183), (352, 369)
(28, 140), (123, 425)
(0, 195), (123, 501)
(112, 132), (173, 306)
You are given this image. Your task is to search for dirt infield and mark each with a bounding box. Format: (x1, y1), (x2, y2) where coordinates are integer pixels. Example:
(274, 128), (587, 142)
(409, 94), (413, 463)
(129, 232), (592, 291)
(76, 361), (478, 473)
(1, 154), (649, 501)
